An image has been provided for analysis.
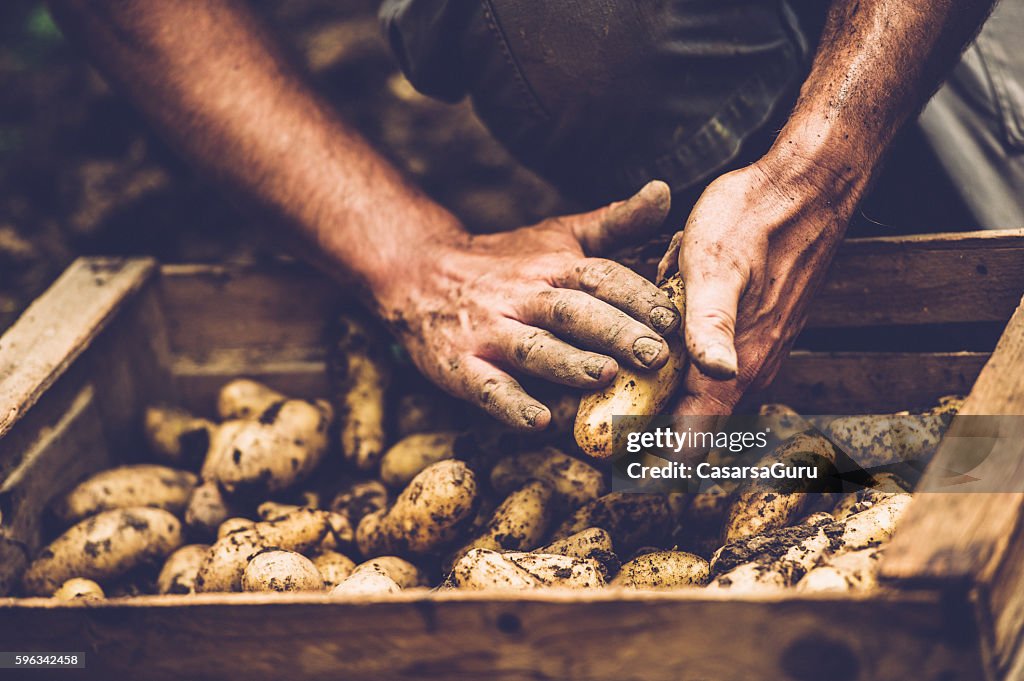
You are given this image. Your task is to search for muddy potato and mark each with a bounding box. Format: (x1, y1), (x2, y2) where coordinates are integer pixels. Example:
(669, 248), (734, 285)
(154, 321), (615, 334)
(185, 480), (236, 537)
(53, 464), (197, 526)
(330, 314), (391, 470)
(357, 460), (478, 557)
(195, 509), (330, 592)
(490, 447), (605, 512)
(831, 493), (911, 552)
(550, 492), (674, 553)
(708, 526), (832, 593)
(574, 274), (686, 459)
(201, 399), (333, 495)
(541, 528), (620, 579)
(330, 480), (389, 525)
(217, 517), (255, 540)
(242, 549), (324, 592)
(448, 481), (553, 570)
(449, 549), (605, 590)
(216, 379), (285, 420)
(22, 507), (184, 596)
(350, 556), (426, 588)
(796, 546), (882, 593)
(157, 544), (210, 594)
(612, 551), (709, 589)
(825, 405), (956, 468)
(144, 406), (215, 468)
(312, 551), (357, 589)
(330, 567), (401, 596)
(258, 503), (353, 548)
(379, 432), (460, 488)
(831, 472), (910, 520)
(723, 431), (838, 543)
(757, 404), (813, 441)
(53, 578), (105, 601)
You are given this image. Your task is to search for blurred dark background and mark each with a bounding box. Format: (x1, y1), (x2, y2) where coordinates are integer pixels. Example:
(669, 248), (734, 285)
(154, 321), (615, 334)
(0, 1), (975, 334)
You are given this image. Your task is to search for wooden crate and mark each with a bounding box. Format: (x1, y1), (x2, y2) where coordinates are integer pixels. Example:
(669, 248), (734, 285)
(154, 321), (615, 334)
(2, 229), (1024, 681)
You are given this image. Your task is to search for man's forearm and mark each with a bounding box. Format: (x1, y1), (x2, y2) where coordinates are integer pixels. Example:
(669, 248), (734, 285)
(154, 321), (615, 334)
(49, 0), (463, 300)
(768, 0), (995, 198)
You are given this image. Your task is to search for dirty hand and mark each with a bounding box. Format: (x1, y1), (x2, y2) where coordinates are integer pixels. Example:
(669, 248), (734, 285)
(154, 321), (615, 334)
(374, 180), (679, 430)
(663, 153), (859, 432)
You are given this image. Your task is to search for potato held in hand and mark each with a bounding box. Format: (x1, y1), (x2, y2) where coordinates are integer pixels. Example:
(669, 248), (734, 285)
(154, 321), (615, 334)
(22, 507), (184, 596)
(202, 399), (332, 495)
(574, 274), (686, 459)
(357, 460), (477, 557)
(52, 464), (197, 526)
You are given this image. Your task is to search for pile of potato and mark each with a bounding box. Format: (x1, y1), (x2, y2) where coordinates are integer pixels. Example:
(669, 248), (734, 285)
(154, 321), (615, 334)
(17, 311), (962, 601)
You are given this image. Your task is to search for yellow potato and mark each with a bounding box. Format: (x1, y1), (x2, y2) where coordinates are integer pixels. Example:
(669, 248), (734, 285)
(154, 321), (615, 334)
(356, 460), (478, 557)
(157, 544), (210, 594)
(490, 447), (605, 511)
(53, 578), (105, 601)
(242, 550), (324, 592)
(52, 464), (197, 526)
(574, 274), (685, 459)
(379, 432), (460, 488)
(330, 314), (391, 470)
(216, 379), (285, 421)
(22, 507), (184, 596)
(449, 549), (605, 590)
(195, 509), (330, 592)
(611, 551), (709, 589)
(144, 406), (215, 468)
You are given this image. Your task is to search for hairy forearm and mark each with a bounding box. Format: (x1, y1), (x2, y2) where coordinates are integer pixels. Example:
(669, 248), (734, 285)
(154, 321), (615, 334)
(49, 0), (462, 299)
(769, 0), (995, 196)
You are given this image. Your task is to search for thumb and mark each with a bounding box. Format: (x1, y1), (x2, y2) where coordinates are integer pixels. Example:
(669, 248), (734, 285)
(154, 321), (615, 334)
(682, 252), (747, 380)
(574, 180), (672, 256)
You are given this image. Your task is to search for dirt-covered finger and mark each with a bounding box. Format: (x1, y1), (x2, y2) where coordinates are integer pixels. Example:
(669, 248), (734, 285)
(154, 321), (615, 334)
(457, 356), (552, 430)
(554, 258), (680, 336)
(489, 322), (618, 388)
(522, 289), (670, 370)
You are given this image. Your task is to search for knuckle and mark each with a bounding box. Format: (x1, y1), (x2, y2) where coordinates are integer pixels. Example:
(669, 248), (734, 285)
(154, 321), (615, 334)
(578, 259), (617, 292)
(514, 329), (548, 364)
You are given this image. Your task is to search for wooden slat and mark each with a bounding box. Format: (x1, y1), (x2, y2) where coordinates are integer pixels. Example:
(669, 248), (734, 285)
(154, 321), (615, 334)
(623, 229), (1024, 328)
(811, 230), (1024, 327)
(880, 297), (1024, 583)
(158, 263), (342, 358)
(751, 351), (987, 414)
(0, 589), (983, 681)
(0, 384), (109, 595)
(0, 257), (156, 440)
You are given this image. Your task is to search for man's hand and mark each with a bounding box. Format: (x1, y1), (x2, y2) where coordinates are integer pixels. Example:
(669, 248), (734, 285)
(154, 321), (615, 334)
(374, 181), (680, 430)
(664, 0), (995, 436)
(663, 153), (853, 425)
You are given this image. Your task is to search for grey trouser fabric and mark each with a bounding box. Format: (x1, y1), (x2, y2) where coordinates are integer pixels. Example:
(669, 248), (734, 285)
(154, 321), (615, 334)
(919, 0), (1024, 230)
(380, 0), (809, 208)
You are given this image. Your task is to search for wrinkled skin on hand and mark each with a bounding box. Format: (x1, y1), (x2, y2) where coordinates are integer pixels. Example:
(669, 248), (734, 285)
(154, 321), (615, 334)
(660, 155), (858, 457)
(376, 181), (681, 430)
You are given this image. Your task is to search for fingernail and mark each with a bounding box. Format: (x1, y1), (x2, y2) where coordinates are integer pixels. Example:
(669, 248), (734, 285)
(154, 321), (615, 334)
(701, 343), (738, 379)
(522, 405), (545, 427)
(650, 306), (679, 334)
(632, 337), (664, 366)
(584, 358), (611, 380)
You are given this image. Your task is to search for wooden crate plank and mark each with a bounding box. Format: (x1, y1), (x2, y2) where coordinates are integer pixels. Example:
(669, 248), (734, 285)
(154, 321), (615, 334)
(0, 257), (156, 440)
(881, 296), (1024, 588)
(622, 229), (1024, 327)
(751, 351), (987, 414)
(0, 589), (983, 681)
(0, 383), (108, 595)
(158, 263), (342, 358)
